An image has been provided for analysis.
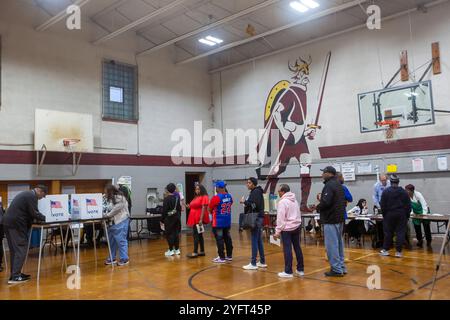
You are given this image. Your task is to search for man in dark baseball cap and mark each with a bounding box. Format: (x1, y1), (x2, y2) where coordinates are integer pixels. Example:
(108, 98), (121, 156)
(320, 166), (337, 175)
(316, 165), (346, 277)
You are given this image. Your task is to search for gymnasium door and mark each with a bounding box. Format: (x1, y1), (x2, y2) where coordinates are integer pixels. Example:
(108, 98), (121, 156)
(185, 172), (205, 224)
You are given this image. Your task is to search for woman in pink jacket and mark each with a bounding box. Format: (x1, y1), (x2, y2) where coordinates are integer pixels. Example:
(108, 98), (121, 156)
(273, 184), (305, 278)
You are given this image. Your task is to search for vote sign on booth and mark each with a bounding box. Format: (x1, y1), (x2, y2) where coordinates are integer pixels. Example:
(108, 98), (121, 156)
(38, 194), (70, 223)
(71, 194), (103, 220)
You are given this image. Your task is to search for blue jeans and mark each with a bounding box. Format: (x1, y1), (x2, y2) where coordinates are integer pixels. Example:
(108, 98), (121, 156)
(108, 218), (129, 261)
(251, 217), (265, 265)
(323, 223), (346, 274)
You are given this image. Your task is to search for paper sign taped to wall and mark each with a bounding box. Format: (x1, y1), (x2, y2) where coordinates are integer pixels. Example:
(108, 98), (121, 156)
(437, 156), (448, 171)
(386, 164), (398, 173)
(412, 158), (424, 172)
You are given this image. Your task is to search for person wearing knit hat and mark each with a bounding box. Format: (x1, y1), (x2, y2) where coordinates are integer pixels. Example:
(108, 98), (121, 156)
(379, 175), (411, 258)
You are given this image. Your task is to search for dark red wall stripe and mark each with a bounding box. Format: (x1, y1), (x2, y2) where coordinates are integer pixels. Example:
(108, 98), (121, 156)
(1, 135), (449, 167)
(319, 135), (450, 159)
(0, 150), (251, 167)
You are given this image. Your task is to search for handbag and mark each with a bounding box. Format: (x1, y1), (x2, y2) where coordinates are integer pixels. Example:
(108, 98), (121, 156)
(242, 202), (259, 230)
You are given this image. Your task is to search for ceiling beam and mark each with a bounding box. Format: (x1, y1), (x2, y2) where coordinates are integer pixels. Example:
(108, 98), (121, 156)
(209, 0), (449, 74)
(35, 0), (91, 32)
(176, 0), (368, 65)
(93, 0), (189, 45)
(137, 0), (282, 56)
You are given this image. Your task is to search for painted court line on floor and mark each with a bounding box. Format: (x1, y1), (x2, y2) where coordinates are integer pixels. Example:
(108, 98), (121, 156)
(224, 252), (379, 299)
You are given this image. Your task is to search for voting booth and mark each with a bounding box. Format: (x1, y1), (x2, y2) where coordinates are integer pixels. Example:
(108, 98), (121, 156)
(38, 194), (70, 223)
(71, 194), (103, 220)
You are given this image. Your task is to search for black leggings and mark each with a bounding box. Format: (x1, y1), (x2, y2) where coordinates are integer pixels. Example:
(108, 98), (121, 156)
(193, 226), (204, 254)
(166, 228), (180, 251)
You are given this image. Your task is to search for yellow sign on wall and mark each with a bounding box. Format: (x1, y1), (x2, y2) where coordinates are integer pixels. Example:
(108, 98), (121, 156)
(387, 164), (398, 173)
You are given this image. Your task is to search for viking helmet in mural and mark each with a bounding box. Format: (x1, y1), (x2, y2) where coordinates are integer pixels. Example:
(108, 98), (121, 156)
(288, 56), (312, 85)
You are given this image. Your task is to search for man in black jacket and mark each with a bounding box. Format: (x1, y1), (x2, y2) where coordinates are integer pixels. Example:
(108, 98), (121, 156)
(240, 177), (267, 270)
(3, 185), (47, 284)
(315, 166), (347, 277)
(380, 175), (411, 258)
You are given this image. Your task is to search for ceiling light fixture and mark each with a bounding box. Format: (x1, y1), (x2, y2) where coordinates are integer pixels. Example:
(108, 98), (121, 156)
(290, 1), (309, 12)
(199, 38), (216, 46)
(199, 35), (224, 46)
(300, 0), (320, 9)
(205, 36), (223, 44)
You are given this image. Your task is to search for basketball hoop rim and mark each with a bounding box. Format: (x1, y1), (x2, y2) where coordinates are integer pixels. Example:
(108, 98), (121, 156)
(62, 138), (81, 147)
(375, 120), (400, 128)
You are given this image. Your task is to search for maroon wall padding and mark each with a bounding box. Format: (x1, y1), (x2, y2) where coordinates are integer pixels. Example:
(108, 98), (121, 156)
(319, 135), (450, 159)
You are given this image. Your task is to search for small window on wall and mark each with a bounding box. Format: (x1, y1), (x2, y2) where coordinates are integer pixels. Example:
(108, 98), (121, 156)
(102, 60), (138, 122)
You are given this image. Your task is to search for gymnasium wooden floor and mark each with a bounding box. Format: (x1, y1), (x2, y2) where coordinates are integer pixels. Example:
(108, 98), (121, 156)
(0, 226), (448, 300)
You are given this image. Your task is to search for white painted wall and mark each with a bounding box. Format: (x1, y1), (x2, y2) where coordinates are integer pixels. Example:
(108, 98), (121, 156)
(212, 1), (450, 159)
(0, 0), (212, 156)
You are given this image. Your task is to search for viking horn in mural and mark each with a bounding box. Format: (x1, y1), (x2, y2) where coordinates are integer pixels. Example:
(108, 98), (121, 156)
(308, 51), (332, 130)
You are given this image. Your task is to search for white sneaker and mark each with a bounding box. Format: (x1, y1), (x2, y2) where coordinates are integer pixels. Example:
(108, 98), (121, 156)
(165, 250), (175, 257)
(295, 270), (305, 277)
(395, 251), (403, 258)
(380, 249), (389, 256)
(278, 272), (294, 278)
(257, 262), (267, 268)
(243, 263), (258, 270)
(174, 249), (181, 255)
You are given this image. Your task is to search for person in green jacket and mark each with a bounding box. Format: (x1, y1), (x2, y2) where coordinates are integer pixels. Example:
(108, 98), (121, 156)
(405, 184), (431, 248)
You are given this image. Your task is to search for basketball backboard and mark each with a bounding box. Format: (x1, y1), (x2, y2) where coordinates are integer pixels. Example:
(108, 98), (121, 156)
(34, 109), (94, 153)
(358, 80), (435, 133)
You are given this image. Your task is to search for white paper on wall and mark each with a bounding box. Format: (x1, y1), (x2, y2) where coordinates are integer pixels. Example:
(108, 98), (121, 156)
(412, 158), (424, 172)
(437, 156), (448, 171)
(357, 162), (372, 174)
(341, 162), (356, 181)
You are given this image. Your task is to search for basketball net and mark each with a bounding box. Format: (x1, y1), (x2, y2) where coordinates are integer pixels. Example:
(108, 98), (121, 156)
(376, 120), (400, 144)
(62, 138), (81, 153)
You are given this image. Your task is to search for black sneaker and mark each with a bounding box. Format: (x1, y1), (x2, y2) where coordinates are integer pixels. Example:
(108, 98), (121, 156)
(0, 265), (3, 272)
(21, 273), (31, 279)
(118, 259), (129, 266)
(417, 241), (423, 248)
(198, 252), (205, 257)
(8, 275), (30, 284)
(324, 270), (344, 277)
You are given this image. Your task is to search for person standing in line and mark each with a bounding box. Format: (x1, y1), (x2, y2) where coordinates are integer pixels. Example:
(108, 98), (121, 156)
(161, 183), (182, 257)
(103, 185), (130, 266)
(273, 184), (305, 278)
(240, 177), (267, 270)
(2, 185), (47, 284)
(315, 167), (347, 277)
(186, 184), (210, 258)
(208, 181), (233, 264)
(405, 184), (431, 248)
(372, 174), (390, 247)
(380, 175), (411, 258)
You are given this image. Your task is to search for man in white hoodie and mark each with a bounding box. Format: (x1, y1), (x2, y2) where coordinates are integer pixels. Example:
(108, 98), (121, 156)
(274, 184), (305, 278)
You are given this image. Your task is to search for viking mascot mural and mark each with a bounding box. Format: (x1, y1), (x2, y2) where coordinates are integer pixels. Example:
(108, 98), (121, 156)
(256, 52), (331, 212)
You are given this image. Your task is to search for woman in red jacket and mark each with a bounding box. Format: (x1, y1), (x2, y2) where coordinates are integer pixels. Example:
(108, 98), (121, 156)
(186, 184), (210, 258)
